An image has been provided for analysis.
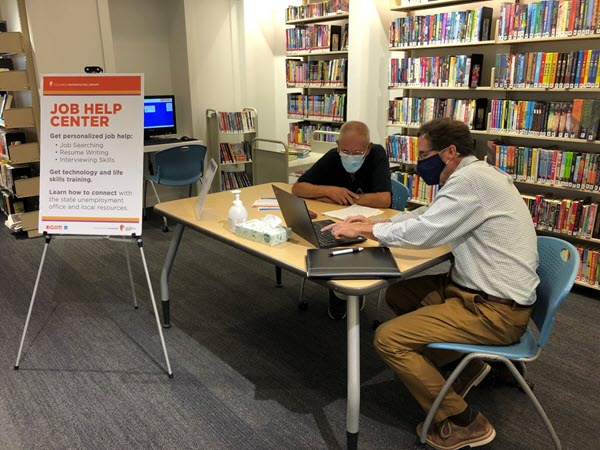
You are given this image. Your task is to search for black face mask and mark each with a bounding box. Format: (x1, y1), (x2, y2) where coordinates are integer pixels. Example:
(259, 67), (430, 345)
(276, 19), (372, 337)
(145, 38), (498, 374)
(417, 152), (447, 185)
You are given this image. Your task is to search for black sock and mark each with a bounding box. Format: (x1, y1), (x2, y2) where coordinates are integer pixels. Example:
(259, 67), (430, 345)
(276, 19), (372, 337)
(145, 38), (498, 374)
(450, 406), (478, 427)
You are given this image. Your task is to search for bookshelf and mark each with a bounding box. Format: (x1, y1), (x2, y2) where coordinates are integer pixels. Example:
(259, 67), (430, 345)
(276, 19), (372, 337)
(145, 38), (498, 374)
(387, 0), (600, 290)
(206, 108), (257, 193)
(0, 2), (41, 239)
(285, 0), (349, 162)
(387, 0), (498, 208)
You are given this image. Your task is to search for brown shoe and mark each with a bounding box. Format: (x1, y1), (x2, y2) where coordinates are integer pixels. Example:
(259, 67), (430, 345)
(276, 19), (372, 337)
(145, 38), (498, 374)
(416, 412), (496, 450)
(452, 360), (491, 398)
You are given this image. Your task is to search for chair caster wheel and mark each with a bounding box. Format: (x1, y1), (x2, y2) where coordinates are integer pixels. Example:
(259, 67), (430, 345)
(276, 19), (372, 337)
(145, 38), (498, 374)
(162, 226), (169, 232)
(298, 301), (308, 311)
(371, 320), (382, 330)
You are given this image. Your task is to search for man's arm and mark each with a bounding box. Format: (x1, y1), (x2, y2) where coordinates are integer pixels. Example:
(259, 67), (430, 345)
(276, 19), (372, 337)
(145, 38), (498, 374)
(354, 191), (391, 208)
(292, 182), (360, 205)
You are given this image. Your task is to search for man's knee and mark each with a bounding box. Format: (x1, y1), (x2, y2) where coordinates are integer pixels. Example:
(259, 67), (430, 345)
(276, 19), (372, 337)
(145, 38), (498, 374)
(374, 320), (404, 356)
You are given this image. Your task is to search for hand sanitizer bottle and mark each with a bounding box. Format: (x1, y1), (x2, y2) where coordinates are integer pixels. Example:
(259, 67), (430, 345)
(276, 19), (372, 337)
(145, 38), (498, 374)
(228, 189), (248, 232)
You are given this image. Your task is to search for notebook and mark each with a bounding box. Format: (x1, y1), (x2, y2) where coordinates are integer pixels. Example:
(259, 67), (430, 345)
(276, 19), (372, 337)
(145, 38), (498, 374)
(272, 185), (366, 249)
(306, 246), (402, 279)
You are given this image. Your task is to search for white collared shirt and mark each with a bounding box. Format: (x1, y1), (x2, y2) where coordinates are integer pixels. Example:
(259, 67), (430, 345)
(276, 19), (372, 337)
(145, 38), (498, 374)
(373, 155), (539, 305)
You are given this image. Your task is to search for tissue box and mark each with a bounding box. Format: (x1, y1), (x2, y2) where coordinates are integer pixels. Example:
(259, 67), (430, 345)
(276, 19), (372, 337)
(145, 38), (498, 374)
(235, 219), (292, 246)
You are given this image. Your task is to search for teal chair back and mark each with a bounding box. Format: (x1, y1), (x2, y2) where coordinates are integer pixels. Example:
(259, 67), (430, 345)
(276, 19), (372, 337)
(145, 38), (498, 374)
(390, 178), (409, 211)
(154, 144), (207, 186)
(533, 236), (579, 348)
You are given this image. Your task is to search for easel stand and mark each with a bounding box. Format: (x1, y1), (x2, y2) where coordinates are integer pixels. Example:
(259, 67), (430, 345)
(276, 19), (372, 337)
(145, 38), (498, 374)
(14, 233), (173, 378)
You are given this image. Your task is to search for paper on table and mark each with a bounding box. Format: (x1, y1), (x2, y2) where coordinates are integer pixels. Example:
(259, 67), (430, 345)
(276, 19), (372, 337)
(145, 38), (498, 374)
(323, 204), (383, 220)
(252, 198), (279, 207)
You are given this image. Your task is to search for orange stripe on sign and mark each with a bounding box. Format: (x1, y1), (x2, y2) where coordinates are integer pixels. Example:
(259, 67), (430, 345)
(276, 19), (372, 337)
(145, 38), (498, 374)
(43, 75), (141, 95)
(42, 216), (139, 223)
(46, 90), (141, 96)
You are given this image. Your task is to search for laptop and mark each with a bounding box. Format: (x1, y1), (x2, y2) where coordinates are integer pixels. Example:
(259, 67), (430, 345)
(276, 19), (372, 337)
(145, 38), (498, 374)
(272, 185), (366, 249)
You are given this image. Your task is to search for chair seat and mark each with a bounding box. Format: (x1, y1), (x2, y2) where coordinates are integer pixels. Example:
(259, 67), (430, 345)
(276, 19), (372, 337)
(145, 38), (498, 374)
(427, 329), (539, 360)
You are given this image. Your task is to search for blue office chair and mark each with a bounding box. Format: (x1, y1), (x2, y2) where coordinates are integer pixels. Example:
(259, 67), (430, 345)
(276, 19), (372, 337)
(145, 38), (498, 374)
(144, 144), (207, 232)
(391, 177), (409, 211)
(371, 177), (409, 327)
(418, 236), (579, 449)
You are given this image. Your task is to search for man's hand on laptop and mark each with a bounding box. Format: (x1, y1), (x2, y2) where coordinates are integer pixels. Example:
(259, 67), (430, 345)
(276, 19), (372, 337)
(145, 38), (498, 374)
(321, 220), (376, 241)
(326, 186), (360, 205)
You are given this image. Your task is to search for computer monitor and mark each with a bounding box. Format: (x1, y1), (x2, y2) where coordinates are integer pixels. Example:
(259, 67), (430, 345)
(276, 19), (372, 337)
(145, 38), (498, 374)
(143, 95), (177, 138)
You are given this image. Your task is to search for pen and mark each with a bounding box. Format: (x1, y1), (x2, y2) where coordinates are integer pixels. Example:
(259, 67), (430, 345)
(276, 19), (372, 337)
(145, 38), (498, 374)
(258, 207), (280, 211)
(329, 247), (364, 257)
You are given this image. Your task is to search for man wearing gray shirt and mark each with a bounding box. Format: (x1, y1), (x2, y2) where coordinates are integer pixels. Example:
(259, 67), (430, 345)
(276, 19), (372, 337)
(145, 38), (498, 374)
(322, 118), (539, 450)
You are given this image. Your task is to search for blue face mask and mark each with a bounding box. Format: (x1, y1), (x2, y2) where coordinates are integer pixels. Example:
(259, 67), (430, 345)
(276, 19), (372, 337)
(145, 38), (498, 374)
(340, 154), (365, 173)
(416, 150), (448, 185)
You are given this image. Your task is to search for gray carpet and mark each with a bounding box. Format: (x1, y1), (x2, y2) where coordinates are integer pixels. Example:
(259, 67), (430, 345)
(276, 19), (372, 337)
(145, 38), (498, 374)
(0, 214), (598, 449)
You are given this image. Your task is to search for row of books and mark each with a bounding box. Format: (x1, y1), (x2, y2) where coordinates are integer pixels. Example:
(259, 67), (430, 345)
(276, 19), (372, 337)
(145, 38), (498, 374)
(393, 171), (440, 203)
(488, 99), (600, 140)
(288, 121), (341, 148)
(488, 144), (600, 191)
(576, 244), (600, 285)
(285, 1), (349, 22)
(389, 7), (493, 48)
(386, 134), (419, 164)
(494, 50), (600, 89)
(217, 111), (256, 134)
(287, 93), (346, 122)
(219, 142), (252, 165)
(285, 24), (343, 53)
(498, 0), (600, 41)
(522, 194), (599, 239)
(388, 97), (487, 130)
(286, 58), (347, 87)
(389, 54), (482, 88)
(0, 188), (25, 217)
(220, 170), (251, 191)
(0, 162), (33, 194)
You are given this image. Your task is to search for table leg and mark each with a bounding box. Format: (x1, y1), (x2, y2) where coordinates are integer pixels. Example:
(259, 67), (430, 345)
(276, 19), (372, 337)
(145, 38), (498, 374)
(346, 294), (360, 449)
(160, 222), (185, 328)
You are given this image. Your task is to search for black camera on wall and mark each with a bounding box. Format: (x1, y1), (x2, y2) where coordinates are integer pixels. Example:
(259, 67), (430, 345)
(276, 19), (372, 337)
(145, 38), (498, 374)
(84, 66), (104, 74)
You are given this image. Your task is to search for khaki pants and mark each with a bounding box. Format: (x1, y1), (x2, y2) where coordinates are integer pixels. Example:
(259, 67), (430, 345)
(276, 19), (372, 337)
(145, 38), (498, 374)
(374, 273), (532, 423)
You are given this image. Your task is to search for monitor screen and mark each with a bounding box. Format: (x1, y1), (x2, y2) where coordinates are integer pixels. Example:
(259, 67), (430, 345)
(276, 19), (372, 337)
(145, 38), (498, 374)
(143, 95), (177, 137)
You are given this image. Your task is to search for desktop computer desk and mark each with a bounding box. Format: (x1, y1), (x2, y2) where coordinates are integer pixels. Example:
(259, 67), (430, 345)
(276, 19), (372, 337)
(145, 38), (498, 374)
(154, 183), (450, 449)
(143, 138), (204, 153)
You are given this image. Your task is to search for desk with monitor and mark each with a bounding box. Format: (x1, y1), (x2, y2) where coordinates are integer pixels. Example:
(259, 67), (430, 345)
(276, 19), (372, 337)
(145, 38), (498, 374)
(154, 183), (451, 449)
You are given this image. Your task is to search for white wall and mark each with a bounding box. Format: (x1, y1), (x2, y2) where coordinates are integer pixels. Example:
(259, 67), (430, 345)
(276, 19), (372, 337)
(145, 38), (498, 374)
(108, 0), (173, 94)
(24, 0), (106, 77)
(347, 0), (391, 145)
(183, 0), (242, 141)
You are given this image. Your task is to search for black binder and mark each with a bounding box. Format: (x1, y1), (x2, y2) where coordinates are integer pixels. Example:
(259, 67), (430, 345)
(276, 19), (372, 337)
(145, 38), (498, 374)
(306, 246), (402, 279)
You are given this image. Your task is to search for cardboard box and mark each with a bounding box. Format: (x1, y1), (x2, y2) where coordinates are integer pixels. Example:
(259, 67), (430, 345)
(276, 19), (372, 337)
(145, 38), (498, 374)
(0, 71), (29, 91)
(0, 32), (24, 53)
(20, 210), (38, 231)
(3, 108), (35, 128)
(8, 142), (39, 164)
(14, 176), (39, 198)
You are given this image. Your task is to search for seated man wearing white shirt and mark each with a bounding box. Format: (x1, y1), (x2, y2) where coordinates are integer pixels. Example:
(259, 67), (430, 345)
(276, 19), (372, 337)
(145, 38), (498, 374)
(322, 118), (539, 450)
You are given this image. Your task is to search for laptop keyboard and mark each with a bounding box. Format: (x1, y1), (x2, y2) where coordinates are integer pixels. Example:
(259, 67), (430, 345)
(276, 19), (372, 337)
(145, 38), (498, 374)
(313, 220), (344, 247)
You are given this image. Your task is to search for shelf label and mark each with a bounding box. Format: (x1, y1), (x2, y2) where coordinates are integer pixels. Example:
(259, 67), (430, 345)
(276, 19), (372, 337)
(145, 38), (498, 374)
(38, 74), (144, 236)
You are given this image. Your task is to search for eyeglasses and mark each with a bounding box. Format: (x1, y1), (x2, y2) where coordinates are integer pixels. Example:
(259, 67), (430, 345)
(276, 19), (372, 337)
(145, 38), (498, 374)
(417, 146), (449, 161)
(338, 146), (369, 156)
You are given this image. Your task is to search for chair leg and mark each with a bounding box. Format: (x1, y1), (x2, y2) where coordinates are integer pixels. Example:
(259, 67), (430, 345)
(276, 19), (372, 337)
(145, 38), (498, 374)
(501, 359), (562, 449)
(372, 288), (386, 330)
(419, 354), (476, 444)
(298, 277), (308, 310)
(149, 182), (169, 232)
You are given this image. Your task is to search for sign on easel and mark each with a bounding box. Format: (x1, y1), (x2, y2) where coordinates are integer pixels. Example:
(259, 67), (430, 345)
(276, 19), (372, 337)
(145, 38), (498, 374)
(38, 74), (144, 235)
